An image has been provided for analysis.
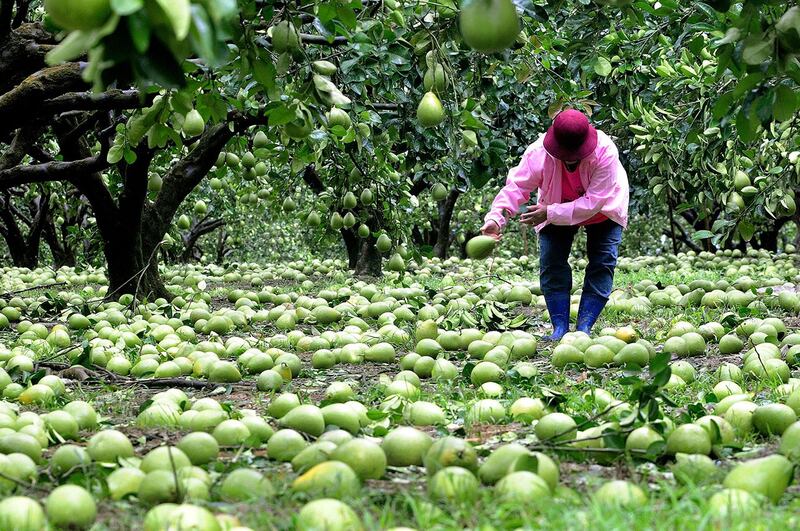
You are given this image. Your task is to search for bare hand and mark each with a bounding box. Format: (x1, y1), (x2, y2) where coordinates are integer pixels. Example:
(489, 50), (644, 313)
(520, 203), (548, 226)
(480, 220), (503, 241)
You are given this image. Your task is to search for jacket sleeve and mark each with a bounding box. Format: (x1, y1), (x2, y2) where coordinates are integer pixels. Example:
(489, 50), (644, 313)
(546, 143), (620, 226)
(484, 146), (542, 229)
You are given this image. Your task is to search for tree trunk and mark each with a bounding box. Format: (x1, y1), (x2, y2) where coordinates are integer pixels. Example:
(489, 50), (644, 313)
(0, 23), (55, 95)
(300, 164), (365, 270)
(55, 117), (231, 300)
(0, 193), (47, 268)
(432, 188), (460, 259)
(354, 236), (382, 276)
(758, 231), (778, 252)
(42, 221), (75, 267)
(42, 208), (76, 268)
(103, 221), (170, 301)
(0, 222), (36, 267)
(216, 230), (231, 264)
(342, 228), (359, 269)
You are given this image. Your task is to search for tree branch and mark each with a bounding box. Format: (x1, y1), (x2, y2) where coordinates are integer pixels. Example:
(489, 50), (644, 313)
(366, 102), (400, 111)
(0, 192), (28, 265)
(670, 218), (702, 252)
(39, 89), (150, 117)
(301, 164), (324, 193)
(26, 193), (49, 248)
(118, 143), (155, 224)
(0, 23), (59, 94)
(181, 217), (225, 262)
(53, 119), (119, 233)
(0, 63), (85, 134)
(0, 126), (42, 170)
(257, 33), (348, 49)
(142, 123), (235, 254)
(0, 144), (110, 190)
(9, 200), (31, 226)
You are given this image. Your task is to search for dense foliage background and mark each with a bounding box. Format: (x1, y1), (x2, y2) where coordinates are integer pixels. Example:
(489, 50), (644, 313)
(1, 0), (799, 294)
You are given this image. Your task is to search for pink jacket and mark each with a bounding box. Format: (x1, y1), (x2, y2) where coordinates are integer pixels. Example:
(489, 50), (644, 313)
(484, 130), (629, 232)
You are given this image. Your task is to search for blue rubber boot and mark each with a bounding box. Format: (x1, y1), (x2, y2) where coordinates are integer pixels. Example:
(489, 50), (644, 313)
(576, 292), (608, 335)
(542, 292), (570, 342)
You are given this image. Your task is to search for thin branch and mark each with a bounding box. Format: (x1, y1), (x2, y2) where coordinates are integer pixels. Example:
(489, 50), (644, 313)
(0, 150), (109, 189)
(39, 89), (150, 116)
(671, 218), (702, 252)
(256, 33), (348, 49)
(0, 281), (66, 299)
(366, 102), (401, 111)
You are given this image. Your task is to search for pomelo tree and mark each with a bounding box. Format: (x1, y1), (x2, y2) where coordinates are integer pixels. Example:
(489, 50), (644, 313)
(0, 0), (541, 290)
(2, 0), (798, 296)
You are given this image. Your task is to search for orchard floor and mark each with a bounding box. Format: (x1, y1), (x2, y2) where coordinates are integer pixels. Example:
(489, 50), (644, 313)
(0, 250), (799, 530)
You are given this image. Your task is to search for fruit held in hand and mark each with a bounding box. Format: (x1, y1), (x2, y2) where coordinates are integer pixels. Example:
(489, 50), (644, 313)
(466, 235), (497, 259)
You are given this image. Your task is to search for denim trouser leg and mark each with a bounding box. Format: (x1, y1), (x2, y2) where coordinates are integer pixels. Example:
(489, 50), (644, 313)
(539, 224), (578, 296)
(582, 220), (623, 299)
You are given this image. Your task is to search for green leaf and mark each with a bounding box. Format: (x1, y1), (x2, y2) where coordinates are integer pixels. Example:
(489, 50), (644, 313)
(107, 144), (124, 164)
(367, 409), (388, 420)
(736, 106), (758, 143)
(127, 12), (151, 53)
(603, 431), (626, 450)
(336, 5), (358, 30)
(46, 31), (98, 65)
(594, 57), (612, 77)
(276, 52), (291, 76)
(692, 230), (713, 240)
(268, 105), (297, 127)
(645, 440), (666, 459)
(773, 85), (798, 122)
(741, 34), (774, 66)
(253, 57), (277, 95)
(716, 28), (741, 46)
(154, 0), (192, 40)
(123, 148), (137, 164)
(649, 351), (670, 375)
(111, 0), (144, 16)
(732, 72), (764, 99)
(737, 220), (755, 241)
(712, 219), (732, 232)
(187, 5), (216, 62)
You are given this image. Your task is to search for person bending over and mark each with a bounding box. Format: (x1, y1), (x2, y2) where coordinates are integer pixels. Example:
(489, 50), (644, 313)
(482, 109), (629, 340)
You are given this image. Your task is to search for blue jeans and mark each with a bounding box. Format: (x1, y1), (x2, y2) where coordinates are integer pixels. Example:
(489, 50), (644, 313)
(539, 219), (623, 299)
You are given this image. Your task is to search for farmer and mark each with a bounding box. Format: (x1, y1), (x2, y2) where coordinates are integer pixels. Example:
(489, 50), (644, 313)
(481, 109), (629, 340)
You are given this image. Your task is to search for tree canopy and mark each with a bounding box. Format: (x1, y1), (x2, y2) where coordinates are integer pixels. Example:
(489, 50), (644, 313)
(1, 0), (799, 296)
